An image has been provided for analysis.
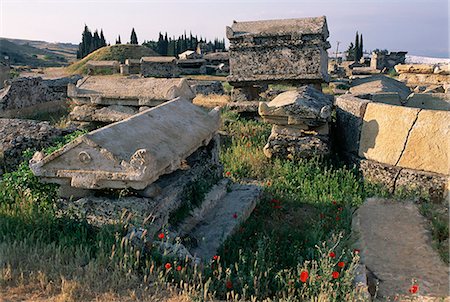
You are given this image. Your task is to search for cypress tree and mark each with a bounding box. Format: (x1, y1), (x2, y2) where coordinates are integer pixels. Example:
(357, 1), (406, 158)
(116, 35), (121, 44)
(359, 34), (364, 60)
(130, 28), (138, 44)
(354, 31), (360, 61)
(100, 30), (106, 47)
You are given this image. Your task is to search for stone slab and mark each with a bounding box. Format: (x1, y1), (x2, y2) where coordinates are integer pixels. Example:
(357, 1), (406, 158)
(69, 104), (137, 122)
(397, 109), (450, 175)
(404, 93), (450, 111)
(398, 73), (450, 87)
(68, 76), (195, 106)
(30, 98), (221, 190)
(353, 198), (449, 299)
(349, 75), (411, 101)
(358, 102), (420, 166)
(394, 64), (435, 74)
(189, 183), (262, 260)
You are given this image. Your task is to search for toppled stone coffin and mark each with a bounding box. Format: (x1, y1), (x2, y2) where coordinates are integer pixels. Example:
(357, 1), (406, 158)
(30, 98), (221, 190)
(258, 86), (333, 127)
(349, 75), (412, 101)
(68, 76), (195, 107)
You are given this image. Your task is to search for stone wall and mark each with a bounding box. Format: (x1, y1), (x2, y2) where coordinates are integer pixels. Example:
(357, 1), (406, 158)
(140, 57), (180, 77)
(0, 64), (10, 89)
(395, 64), (450, 88)
(0, 118), (65, 174)
(0, 76), (81, 118)
(370, 51), (407, 70)
(335, 93), (449, 198)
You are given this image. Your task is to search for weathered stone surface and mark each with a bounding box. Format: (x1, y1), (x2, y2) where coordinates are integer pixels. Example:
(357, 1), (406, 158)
(227, 16), (330, 84)
(0, 76), (80, 118)
(335, 94), (370, 155)
(30, 98), (221, 190)
(193, 94), (230, 109)
(86, 60), (119, 74)
(397, 109), (449, 175)
(189, 80), (224, 95)
(358, 102), (420, 166)
(353, 198), (449, 299)
(140, 56), (180, 78)
(189, 183), (262, 260)
(68, 76), (195, 107)
(272, 123), (328, 136)
(434, 64), (450, 75)
(423, 84), (445, 93)
(394, 64), (435, 74)
(0, 119), (64, 174)
(69, 104), (137, 122)
(259, 86), (333, 126)
(351, 67), (380, 75)
(371, 51), (407, 70)
(264, 128), (329, 159)
(404, 93), (450, 111)
(349, 75), (411, 101)
(398, 73), (450, 87)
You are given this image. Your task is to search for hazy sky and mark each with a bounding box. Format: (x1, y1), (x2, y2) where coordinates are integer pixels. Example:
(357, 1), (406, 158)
(1, 0), (448, 57)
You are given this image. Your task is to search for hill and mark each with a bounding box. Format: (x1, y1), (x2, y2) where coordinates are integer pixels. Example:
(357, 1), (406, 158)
(67, 44), (159, 74)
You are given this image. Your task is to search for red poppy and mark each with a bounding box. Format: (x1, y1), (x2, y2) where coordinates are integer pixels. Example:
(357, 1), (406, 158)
(266, 181), (272, 186)
(354, 249), (360, 254)
(338, 207), (343, 212)
(271, 198), (280, 204)
(176, 265), (182, 271)
(158, 233), (165, 239)
(225, 171), (231, 176)
(336, 216), (340, 221)
(332, 271), (339, 279)
(165, 263), (172, 270)
(213, 255), (219, 261)
(329, 251), (336, 258)
(226, 280), (233, 289)
(299, 271), (309, 283)
(319, 213), (325, 219)
(332, 200), (337, 205)
(409, 284), (419, 294)
(338, 261), (345, 268)
(233, 213), (238, 219)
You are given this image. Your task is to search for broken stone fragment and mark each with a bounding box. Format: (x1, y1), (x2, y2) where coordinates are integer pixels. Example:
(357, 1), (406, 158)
(258, 86), (333, 126)
(30, 98), (221, 190)
(70, 104), (138, 122)
(394, 64), (435, 74)
(349, 75), (411, 101)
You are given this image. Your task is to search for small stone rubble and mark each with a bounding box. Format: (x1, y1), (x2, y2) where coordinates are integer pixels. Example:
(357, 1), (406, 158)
(259, 85), (332, 159)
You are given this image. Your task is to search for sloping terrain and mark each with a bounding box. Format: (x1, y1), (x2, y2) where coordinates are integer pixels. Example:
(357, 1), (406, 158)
(0, 38), (72, 67)
(67, 44), (159, 74)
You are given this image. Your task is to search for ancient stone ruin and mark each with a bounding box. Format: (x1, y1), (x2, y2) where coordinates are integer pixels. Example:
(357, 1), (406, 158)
(227, 16), (331, 101)
(31, 98), (219, 190)
(67, 76), (195, 127)
(370, 50), (407, 71)
(140, 56), (180, 77)
(395, 63), (450, 92)
(259, 85), (332, 159)
(86, 60), (120, 74)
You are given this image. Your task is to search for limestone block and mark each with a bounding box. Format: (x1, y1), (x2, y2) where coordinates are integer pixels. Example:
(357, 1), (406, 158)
(349, 75), (411, 101)
(68, 76), (195, 107)
(335, 95), (370, 155)
(398, 73), (450, 86)
(397, 110), (450, 175)
(394, 64), (434, 74)
(70, 105), (138, 122)
(272, 123), (329, 137)
(434, 64), (450, 75)
(358, 102), (420, 166)
(258, 86), (333, 126)
(404, 93), (450, 111)
(30, 98), (221, 190)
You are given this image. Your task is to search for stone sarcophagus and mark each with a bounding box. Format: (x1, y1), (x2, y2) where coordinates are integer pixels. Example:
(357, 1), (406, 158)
(226, 16), (331, 86)
(30, 98), (221, 190)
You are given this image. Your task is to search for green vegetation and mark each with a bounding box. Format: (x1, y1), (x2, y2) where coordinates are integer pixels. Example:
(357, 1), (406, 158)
(0, 111), (446, 301)
(67, 44), (158, 74)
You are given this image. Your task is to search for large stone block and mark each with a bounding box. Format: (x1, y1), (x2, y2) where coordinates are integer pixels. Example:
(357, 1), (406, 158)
(226, 16), (330, 84)
(404, 93), (450, 111)
(68, 76), (195, 107)
(30, 98), (221, 190)
(335, 95), (370, 155)
(358, 102), (420, 166)
(258, 86), (333, 127)
(398, 73), (450, 87)
(349, 75), (411, 101)
(397, 110), (450, 175)
(394, 64), (434, 74)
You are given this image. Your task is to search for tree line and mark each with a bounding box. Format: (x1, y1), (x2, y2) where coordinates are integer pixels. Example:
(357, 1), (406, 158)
(77, 25), (225, 59)
(142, 32), (226, 56)
(346, 31), (364, 61)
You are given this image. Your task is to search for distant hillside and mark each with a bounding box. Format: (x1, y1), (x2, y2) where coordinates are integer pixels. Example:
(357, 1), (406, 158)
(0, 38), (77, 67)
(67, 44), (159, 74)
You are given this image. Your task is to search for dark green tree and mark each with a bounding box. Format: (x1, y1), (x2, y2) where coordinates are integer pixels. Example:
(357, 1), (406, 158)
(100, 30), (106, 47)
(359, 34), (364, 60)
(130, 28), (138, 44)
(354, 31), (360, 61)
(116, 35), (121, 45)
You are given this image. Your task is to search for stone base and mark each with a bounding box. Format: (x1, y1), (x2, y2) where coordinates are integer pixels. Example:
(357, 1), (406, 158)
(231, 84), (268, 102)
(346, 154), (448, 201)
(264, 132), (330, 160)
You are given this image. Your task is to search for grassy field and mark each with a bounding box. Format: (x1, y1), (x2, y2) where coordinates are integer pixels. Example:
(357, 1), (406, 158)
(0, 110), (445, 301)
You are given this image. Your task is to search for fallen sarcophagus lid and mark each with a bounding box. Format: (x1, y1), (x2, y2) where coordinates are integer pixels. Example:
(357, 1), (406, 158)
(68, 76), (195, 107)
(30, 98), (220, 190)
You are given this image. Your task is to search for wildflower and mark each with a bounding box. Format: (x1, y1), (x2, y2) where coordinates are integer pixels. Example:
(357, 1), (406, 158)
(226, 280), (233, 289)
(266, 180), (272, 186)
(271, 198), (280, 204)
(225, 171), (231, 176)
(319, 213), (325, 219)
(273, 205), (282, 209)
(338, 261), (345, 268)
(176, 265), (182, 271)
(353, 249), (360, 254)
(246, 142), (251, 147)
(158, 233), (165, 239)
(336, 216), (340, 221)
(332, 200), (337, 205)
(338, 207), (343, 212)
(299, 271), (309, 283)
(233, 212), (238, 219)
(213, 255), (219, 261)
(332, 271), (339, 279)
(165, 263), (172, 270)
(329, 251), (336, 258)
(409, 284), (419, 294)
